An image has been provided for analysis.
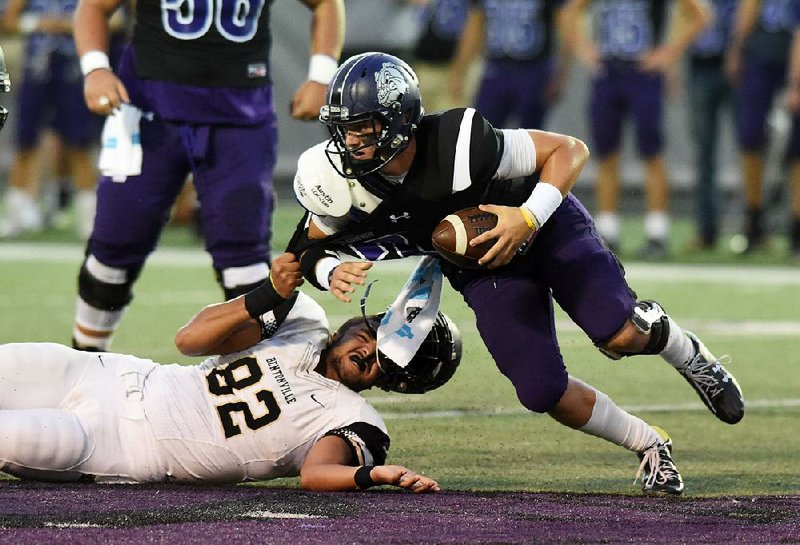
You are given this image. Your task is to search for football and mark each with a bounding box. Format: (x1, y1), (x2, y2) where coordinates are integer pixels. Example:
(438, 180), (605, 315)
(431, 207), (498, 269)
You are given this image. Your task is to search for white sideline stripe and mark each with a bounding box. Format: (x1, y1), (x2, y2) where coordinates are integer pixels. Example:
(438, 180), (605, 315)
(378, 398), (800, 420)
(244, 510), (320, 519)
(2, 243), (800, 285)
(44, 522), (104, 528)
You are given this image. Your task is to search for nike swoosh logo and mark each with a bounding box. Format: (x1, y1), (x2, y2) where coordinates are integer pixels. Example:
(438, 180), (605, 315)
(310, 394), (325, 408)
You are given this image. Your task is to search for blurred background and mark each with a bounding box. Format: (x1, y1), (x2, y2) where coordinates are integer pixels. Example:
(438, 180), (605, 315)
(0, 0), (796, 259)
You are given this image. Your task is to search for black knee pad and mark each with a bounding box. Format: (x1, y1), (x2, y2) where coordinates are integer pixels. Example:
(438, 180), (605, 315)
(78, 260), (136, 311)
(631, 300), (670, 355)
(214, 268), (266, 301)
(597, 299), (670, 359)
(222, 280), (265, 301)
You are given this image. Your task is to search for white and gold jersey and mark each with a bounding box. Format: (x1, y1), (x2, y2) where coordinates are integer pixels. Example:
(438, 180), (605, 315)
(141, 292), (389, 483)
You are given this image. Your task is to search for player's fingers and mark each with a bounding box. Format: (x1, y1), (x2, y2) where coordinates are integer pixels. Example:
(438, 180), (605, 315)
(332, 287), (351, 303)
(470, 227), (500, 247)
(338, 271), (367, 285)
(477, 239), (503, 266)
(349, 261), (373, 272)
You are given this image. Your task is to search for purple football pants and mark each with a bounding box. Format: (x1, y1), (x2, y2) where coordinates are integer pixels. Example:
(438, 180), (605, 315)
(444, 194), (637, 413)
(589, 61), (664, 158)
(16, 52), (98, 149)
(475, 58), (554, 129)
(736, 58), (800, 157)
(89, 116), (277, 272)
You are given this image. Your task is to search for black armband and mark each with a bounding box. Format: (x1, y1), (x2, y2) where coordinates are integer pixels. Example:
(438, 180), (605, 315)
(354, 465), (377, 489)
(243, 275), (285, 319)
(299, 247), (340, 291)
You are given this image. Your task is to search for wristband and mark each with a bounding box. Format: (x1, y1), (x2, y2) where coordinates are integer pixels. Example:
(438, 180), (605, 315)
(519, 206), (538, 232)
(80, 50), (111, 77)
(18, 13), (39, 34)
(354, 465), (376, 489)
(316, 256), (342, 290)
(522, 182), (563, 229)
(243, 274), (286, 318)
(308, 54), (338, 84)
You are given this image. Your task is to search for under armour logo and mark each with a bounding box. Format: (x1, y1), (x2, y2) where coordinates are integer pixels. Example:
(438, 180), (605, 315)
(389, 212), (411, 222)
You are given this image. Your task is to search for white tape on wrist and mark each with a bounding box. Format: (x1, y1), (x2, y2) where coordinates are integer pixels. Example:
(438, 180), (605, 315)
(80, 50), (111, 77)
(308, 54), (338, 85)
(522, 182), (563, 228)
(316, 256), (342, 290)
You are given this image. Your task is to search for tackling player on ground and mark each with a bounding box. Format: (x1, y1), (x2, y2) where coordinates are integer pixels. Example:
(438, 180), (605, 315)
(287, 51), (745, 495)
(0, 253), (458, 492)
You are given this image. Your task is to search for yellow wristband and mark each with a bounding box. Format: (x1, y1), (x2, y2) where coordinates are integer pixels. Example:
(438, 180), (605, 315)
(268, 272), (278, 292)
(519, 206), (538, 232)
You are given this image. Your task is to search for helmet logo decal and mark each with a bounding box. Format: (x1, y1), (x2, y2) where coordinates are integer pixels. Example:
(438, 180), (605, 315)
(375, 62), (408, 107)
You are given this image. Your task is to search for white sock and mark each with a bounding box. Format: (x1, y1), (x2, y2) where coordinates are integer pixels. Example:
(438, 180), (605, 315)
(644, 212), (670, 241)
(579, 390), (660, 453)
(659, 317), (694, 369)
(595, 212), (620, 244)
(75, 190), (97, 240)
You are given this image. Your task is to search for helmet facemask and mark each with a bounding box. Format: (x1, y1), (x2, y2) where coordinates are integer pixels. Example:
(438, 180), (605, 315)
(320, 52), (423, 179)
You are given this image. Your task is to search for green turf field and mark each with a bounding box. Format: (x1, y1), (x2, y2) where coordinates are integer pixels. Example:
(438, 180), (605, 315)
(1, 201), (798, 497)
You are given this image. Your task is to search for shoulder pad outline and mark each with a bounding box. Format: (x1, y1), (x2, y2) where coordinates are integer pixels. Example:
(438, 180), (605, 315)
(294, 142), (351, 217)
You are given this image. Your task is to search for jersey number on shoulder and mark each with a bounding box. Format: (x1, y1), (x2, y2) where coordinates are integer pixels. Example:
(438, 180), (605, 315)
(161, 0), (267, 43)
(206, 356), (281, 438)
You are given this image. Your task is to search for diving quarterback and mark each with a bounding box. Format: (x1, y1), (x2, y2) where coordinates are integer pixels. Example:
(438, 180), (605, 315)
(0, 253), (459, 491)
(287, 52), (745, 495)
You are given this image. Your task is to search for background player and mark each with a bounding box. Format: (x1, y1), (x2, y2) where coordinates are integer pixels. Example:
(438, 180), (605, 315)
(561, 0), (709, 257)
(0, 253), (458, 491)
(70, 0), (344, 351)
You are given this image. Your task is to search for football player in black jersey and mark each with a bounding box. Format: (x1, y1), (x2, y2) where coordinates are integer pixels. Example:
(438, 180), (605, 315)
(70, 0), (344, 352)
(288, 51), (745, 495)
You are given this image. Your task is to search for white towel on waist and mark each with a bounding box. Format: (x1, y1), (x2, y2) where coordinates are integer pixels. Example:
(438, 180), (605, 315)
(98, 104), (145, 182)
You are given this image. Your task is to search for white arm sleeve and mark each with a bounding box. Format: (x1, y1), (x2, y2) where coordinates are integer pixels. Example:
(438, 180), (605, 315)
(494, 129), (537, 180)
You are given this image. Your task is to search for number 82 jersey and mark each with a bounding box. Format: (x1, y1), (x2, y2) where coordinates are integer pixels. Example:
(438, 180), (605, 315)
(142, 293), (390, 483)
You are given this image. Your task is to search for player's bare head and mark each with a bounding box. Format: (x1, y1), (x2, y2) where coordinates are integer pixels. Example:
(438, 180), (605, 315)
(320, 52), (423, 178)
(320, 315), (384, 392)
(0, 46), (10, 132)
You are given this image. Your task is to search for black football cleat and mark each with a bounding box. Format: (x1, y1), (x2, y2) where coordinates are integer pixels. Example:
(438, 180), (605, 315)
(678, 332), (744, 424)
(636, 427), (684, 496)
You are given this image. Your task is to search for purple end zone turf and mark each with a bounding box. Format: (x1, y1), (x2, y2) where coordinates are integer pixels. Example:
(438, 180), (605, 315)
(0, 481), (798, 544)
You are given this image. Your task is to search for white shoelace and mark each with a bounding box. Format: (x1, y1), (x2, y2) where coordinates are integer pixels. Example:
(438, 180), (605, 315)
(682, 354), (732, 399)
(635, 444), (679, 489)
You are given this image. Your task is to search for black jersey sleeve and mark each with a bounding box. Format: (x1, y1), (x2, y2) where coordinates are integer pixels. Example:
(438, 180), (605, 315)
(323, 422), (390, 466)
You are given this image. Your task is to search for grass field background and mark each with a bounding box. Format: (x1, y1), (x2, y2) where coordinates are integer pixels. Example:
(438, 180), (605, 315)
(1, 202), (798, 497)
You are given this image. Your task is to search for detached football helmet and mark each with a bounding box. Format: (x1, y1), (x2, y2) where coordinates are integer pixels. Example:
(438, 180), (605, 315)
(377, 312), (462, 394)
(0, 46), (10, 132)
(320, 51), (423, 178)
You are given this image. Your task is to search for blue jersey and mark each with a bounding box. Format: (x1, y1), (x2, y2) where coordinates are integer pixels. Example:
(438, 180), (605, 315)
(690, 0), (737, 58)
(23, 0), (78, 57)
(414, 0), (470, 63)
(744, 0), (798, 62)
(473, 0), (565, 61)
(594, 0), (668, 61)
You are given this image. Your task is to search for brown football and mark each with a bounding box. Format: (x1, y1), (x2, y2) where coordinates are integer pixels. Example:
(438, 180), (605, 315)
(431, 207), (498, 269)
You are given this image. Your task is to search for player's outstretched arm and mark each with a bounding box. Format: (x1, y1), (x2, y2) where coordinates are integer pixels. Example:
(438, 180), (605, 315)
(175, 253), (303, 356)
(300, 436), (440, 493)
